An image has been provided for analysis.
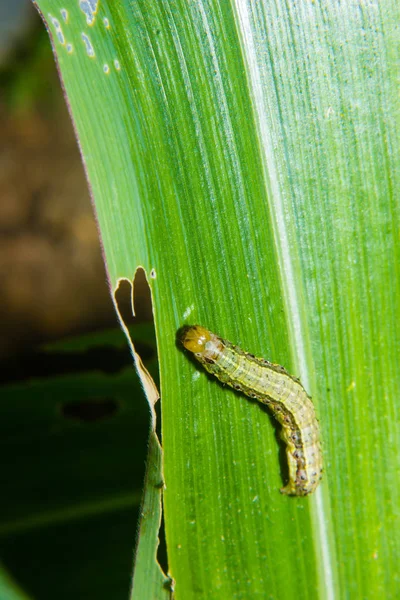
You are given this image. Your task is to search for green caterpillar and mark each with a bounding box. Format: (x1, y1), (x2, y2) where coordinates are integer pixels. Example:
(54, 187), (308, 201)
(181, 325), (322, 496)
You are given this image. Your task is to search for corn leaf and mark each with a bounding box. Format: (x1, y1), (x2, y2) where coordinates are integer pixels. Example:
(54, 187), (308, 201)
(34, 1), (400, 598)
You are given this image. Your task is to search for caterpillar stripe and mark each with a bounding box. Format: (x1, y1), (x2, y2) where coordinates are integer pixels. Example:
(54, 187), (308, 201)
(180, 325), (323, 496)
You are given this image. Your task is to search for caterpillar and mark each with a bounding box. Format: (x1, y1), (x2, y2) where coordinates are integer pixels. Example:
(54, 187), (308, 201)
(180, 325), (322, 496)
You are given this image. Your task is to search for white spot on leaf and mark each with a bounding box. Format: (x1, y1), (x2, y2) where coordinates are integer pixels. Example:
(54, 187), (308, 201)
(114, 59), (121, 71)
(81, 33), (95, 57)
(48, 14), (65, 45)
(60, 9), (68, 23)
(183, 304), (195, 319)
(325, 106), (335, 119)
(79, 0), (99, 25)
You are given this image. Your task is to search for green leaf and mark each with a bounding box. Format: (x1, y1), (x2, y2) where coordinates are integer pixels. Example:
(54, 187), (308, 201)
(0, 566), (32, 600)
(33, 1), (399, 598)
(130, 432), (171, 600)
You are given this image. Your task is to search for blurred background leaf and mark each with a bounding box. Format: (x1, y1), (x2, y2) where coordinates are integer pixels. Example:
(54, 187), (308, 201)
(0, 324), (157, 600)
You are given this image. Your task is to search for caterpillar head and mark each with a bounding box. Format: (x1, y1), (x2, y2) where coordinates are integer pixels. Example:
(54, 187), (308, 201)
(180, 325), (212, 354)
